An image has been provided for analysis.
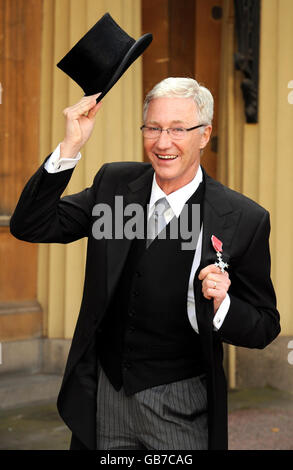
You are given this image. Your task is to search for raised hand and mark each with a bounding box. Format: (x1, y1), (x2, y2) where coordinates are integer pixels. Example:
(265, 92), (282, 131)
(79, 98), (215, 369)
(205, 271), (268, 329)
(60, 93), (102, 158)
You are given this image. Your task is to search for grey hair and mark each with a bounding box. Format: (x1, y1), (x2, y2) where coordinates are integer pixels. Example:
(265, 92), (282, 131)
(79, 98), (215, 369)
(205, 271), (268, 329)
(143, 77), (214, 127)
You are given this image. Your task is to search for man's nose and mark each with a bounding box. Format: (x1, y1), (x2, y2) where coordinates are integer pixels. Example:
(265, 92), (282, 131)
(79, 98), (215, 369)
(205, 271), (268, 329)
(155, 129), (173, 147)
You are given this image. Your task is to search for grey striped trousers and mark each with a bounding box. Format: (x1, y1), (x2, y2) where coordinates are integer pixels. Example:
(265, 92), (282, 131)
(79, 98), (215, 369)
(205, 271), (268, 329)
(96, 366), (208, 450)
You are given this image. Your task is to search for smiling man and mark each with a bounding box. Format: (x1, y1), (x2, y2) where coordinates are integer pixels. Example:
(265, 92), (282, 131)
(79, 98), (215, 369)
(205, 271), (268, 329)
(10, 77), (280, 450)
(141, 94), (211, 194)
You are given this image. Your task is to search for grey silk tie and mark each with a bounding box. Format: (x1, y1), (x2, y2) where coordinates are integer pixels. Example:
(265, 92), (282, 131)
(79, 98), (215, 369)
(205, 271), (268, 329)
(146, 197), (170, 248)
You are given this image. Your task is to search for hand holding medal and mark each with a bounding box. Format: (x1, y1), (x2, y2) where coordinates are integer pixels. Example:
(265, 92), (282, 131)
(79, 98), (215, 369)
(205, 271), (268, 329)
(198, 235), (230, 313)
(211, 235), (229, 273)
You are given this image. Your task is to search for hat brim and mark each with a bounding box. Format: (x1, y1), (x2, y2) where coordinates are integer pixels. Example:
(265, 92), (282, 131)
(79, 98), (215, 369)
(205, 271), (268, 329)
(94, 33), (153, 102)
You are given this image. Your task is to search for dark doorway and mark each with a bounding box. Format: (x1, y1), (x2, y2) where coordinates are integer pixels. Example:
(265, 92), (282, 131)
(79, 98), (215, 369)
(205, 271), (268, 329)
(142, 0), (223, 179)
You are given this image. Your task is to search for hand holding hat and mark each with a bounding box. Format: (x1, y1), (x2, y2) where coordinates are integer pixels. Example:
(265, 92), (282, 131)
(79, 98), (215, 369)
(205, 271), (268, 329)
(57, 13), (152, 158)
(60, 93), (102, 159)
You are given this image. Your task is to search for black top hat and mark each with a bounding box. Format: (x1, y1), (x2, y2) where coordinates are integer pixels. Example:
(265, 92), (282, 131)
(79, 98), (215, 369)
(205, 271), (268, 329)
(57, 12), (152, 102)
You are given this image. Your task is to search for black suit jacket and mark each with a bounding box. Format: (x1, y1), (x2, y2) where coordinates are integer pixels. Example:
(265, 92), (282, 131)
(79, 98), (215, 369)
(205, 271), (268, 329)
(10, 159), (280, 450)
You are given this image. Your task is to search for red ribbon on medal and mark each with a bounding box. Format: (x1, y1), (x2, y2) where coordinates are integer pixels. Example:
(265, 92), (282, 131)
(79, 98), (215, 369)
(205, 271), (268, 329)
(211, 235), (223, 253)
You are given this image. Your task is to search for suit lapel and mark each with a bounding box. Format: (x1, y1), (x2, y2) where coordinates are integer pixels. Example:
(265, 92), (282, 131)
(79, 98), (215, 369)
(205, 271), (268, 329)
(200, 172), (240, 268)
(106, 166), (154, 302)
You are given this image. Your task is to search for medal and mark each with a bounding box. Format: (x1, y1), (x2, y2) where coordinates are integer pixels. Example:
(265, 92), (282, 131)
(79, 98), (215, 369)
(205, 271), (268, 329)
(211, 235), (229, 273)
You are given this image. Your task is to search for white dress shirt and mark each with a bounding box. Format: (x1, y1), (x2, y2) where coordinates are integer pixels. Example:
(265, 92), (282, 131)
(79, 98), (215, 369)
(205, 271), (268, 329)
(44, 147), (230, 332)
(44, 144), (82, 173)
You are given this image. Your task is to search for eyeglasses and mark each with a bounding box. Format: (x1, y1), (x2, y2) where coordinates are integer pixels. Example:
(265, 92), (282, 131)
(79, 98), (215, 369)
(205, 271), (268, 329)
(140, 124), (207, 140)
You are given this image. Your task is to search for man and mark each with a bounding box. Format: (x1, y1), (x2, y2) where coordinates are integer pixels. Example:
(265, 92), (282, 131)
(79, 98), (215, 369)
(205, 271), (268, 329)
(10, 77), (280, 450)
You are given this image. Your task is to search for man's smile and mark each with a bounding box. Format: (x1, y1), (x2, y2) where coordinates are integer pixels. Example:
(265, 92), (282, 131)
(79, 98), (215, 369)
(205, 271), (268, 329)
(156, 154), (178, 160)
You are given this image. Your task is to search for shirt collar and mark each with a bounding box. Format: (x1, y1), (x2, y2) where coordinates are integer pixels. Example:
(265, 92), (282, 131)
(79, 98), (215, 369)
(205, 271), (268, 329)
(148, 166), (203, 218)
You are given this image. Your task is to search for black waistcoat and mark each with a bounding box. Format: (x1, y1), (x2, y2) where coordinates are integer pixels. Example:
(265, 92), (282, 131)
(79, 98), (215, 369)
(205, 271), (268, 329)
(99, 181), (205, 396)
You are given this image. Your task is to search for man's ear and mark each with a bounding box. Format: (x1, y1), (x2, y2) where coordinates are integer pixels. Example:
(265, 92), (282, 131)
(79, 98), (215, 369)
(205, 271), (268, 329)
(200, 125), (212, 150)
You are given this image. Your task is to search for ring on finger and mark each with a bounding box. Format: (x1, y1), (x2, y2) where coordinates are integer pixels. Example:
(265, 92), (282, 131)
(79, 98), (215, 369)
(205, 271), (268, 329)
(213, 281), (217, 289)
